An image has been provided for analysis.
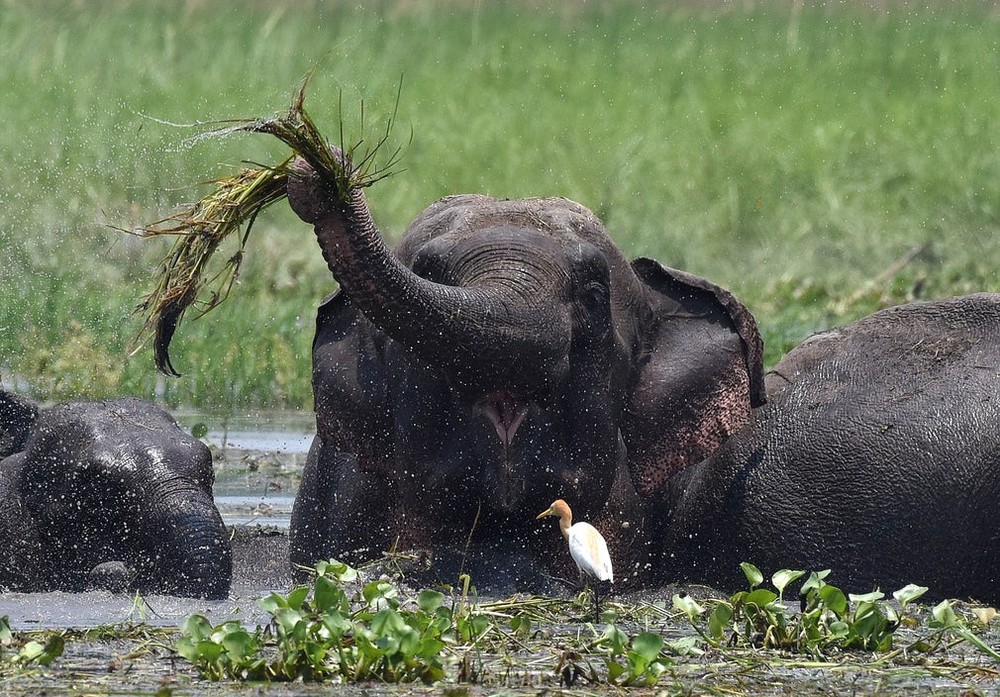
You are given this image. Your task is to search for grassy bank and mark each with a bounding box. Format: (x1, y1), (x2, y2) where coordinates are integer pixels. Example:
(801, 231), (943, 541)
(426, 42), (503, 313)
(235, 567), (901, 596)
(2, 1), (998, 410)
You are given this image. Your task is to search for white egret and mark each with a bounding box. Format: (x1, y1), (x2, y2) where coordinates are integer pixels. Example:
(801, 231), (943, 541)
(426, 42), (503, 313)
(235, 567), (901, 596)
(536, 498), (613, 620)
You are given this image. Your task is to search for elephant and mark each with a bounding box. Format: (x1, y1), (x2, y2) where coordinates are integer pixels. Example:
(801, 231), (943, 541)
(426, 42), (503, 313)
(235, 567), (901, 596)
(0, 394), (232, 598)
(280, 155), (765, 591)
(0, 388), (36, 459)
(659, 293), (1000, 603)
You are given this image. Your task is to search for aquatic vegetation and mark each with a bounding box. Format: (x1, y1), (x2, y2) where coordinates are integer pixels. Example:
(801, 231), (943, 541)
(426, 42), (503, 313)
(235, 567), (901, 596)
(0, 615), (64, 673)
(176, 559), (457, 682)
(675, 562), (999, 662)
(169, 559), (1000, 687)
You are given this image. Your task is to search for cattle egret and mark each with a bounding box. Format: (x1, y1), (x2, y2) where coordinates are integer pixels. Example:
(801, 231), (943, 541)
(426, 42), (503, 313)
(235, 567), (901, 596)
(537, 499), (613, 620)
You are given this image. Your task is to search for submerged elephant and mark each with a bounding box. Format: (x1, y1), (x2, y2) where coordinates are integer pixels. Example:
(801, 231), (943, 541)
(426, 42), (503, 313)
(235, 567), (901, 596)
(283, 156), (764, 589)
(0, 395), (232, 598)
(660, 293), (1000, 602)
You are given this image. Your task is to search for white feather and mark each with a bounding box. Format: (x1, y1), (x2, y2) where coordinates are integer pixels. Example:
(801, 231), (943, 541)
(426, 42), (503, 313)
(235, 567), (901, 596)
(567, 521), (614, 583)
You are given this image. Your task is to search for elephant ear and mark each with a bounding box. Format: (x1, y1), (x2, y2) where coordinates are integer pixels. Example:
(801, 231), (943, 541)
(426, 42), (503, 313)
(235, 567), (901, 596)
(312, 290), (393, 472)
(0, 390), (38, 459)
(623, 257), (765, 500)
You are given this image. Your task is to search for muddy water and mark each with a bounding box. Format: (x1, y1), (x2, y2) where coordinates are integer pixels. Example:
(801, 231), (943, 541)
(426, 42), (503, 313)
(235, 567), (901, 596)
(4, 412), (1000, 694)
(181, 410), (313, 530)
(2, 411), (309, 632)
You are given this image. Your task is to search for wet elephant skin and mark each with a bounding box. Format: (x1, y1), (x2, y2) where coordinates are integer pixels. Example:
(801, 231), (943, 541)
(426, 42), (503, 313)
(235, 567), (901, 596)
(661, 293), (1000, 603)
(0, 396), (231, 599)
(283, 156), (765, 592)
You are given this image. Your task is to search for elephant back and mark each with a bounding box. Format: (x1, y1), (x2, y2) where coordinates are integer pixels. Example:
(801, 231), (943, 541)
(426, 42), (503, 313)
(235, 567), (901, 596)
(664, 293), (1000, 601)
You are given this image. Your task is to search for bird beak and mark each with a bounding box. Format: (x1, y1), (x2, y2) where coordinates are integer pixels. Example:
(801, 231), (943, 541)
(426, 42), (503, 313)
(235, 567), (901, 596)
(536, 507), (553, 520)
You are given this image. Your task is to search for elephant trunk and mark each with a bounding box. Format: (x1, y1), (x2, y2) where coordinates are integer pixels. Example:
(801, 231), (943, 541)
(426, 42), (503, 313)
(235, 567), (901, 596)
(144, 491), (232, 599)
(291, 164), (563, 391)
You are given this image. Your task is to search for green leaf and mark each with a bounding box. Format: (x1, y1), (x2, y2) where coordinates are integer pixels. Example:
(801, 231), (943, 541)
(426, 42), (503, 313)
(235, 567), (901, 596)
(16, 641), (46, 663)
(259, 592), (290, 615)
(416, 637), (446, 661)
(0, 615), (12, 647)
(892, 583), (928, 608)
(33, 635), (64, 666)
(220, 627), (257, 660)
(771, 569), (806, 598)
(371, 608), (407, 638)
(179, 614), (214, 642)
(744, 588), (778, 607)
(272, 608), (304, 635)
(643, 659), (668, 686)
(799, 569), (831, 596)
(819, 585), (848, 616)
(286, 585), (310, 611)
(598, 625), (629, 655)
(195, 640), (225, 663)
(314, 575), (346, 613)
(931, 599), (960, 629)
(417, 589), (445, 615)
(363, 580), (399, 606)
(848, 590), (885, 604)
(191, 422), (209, 439)
(607, 660), (626, 682)
(672, 593), (704, 621)
(708, 603), (733, 640)
(316, 559), (358, 583)
(740, 562), (764, 588)
(321, 609), (351, 638)
(631, 632), (664, 663)
(666, 635), (703, 656)
(828, 620), (850, 639)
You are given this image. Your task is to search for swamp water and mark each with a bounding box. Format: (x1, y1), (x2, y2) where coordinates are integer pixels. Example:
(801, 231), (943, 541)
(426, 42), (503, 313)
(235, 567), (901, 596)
(1, 412), (310, 633)
(3, 412), (1000, 694)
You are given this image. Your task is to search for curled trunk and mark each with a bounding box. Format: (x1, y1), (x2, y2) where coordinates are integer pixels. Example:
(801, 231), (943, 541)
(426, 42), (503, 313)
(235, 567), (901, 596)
(290, 164), (563, 391)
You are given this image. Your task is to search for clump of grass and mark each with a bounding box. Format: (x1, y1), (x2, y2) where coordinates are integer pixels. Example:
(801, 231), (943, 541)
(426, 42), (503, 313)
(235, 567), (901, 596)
(131, 77), (403, 376)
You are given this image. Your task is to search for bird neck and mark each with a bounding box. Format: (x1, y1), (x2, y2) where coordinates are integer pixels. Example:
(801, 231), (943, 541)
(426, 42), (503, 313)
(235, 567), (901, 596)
(559, 515), (572, 539)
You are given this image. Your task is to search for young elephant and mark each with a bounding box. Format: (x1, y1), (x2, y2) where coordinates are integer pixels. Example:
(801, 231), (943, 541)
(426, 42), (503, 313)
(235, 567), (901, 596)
(0, 395), (231, 598)
(661, 293), (1000, 603)
(279, 156), (764, 591)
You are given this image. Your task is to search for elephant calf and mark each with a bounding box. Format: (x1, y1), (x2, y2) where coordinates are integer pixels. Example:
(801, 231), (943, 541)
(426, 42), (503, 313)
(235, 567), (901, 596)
(0, 395), (231, 598)
(661, 293), (1000, 603)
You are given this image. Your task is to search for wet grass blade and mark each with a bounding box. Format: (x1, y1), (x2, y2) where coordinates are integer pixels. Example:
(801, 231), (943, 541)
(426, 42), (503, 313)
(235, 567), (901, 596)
(130, 77), (404, 375)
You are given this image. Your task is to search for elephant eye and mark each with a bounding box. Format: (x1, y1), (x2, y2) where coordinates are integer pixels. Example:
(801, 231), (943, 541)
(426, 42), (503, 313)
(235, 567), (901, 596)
(576, 281), (611, 337)
(581, 281), (609, 309)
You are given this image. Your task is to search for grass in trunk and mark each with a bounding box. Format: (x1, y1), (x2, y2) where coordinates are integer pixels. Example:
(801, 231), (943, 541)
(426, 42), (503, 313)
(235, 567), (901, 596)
(131, 79), (403, 376)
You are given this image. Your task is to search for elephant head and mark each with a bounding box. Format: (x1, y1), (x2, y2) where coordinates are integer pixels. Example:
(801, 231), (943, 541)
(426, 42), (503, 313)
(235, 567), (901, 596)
(0, 397), (231, 598)
(286, 155), (764, 590)
(659, 293), (1000, 603)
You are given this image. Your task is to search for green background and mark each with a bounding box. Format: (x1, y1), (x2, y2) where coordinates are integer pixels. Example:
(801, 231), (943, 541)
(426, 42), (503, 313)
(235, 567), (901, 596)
(2, 1), (997, 411)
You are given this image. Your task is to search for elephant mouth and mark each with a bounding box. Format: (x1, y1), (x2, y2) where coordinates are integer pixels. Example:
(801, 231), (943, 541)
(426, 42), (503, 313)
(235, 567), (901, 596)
(481, 390), (530, 447)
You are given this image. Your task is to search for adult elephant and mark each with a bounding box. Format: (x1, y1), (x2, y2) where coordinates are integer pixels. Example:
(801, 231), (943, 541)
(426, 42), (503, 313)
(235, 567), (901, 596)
(284, 156), (765, 590)
(661, 293), (1000, 602)
(0, 395), (232, 598)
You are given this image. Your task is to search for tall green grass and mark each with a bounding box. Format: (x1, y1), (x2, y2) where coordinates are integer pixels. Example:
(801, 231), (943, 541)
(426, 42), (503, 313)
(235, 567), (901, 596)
(2, 1), (998, 410)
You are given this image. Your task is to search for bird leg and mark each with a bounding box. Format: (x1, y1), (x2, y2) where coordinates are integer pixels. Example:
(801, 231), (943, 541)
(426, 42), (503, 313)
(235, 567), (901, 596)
(539, 571), (579, 592)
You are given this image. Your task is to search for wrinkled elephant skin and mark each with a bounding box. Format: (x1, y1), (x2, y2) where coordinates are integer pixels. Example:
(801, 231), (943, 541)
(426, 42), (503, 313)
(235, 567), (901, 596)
(662, 293), (1000, 602)
(285, 157), (765, 591)
(0, 395), (232, 599)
